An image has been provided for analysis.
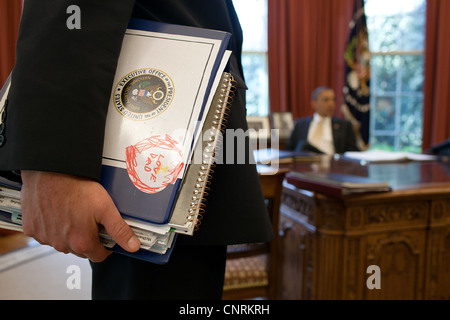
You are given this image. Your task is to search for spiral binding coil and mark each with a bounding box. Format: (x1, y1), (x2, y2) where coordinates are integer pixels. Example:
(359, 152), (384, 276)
(186, 73), (235, 231)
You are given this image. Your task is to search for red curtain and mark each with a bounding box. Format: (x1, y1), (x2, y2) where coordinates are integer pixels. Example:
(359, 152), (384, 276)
(0, 0), (23, 86)
(268, 0), (355, 120)
(3, 1), (448, 150)
(422, 0), (450, 151)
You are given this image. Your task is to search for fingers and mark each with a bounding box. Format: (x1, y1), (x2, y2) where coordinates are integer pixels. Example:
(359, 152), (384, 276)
(20, 170), (140, 263)
(32, 237), (110, 262)
(95, 200), (141, 254)
(24, 219), (113, 262)
(71, 237), (112, 263)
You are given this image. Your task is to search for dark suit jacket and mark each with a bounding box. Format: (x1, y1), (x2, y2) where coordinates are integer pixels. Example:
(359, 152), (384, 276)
(286, 116), (360, 154)
(0, 0), (273, 246)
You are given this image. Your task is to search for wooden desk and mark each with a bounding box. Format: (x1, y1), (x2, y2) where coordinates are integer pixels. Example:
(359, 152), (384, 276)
(278, 157), (450, 300)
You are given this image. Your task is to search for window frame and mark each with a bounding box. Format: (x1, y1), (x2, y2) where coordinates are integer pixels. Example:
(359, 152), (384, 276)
(233, 0), (269, 117)
(366, 0), (426, 152)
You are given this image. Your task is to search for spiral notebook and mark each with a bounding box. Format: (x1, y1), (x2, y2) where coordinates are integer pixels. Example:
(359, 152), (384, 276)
(168, 72), (234, 234)
(100, 72), (234, 263)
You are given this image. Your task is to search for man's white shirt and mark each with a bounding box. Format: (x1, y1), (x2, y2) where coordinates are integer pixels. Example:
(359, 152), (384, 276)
(307, 113), (335, 155)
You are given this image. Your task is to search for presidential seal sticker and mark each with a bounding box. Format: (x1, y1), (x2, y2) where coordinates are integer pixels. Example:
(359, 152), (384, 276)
(114, 68), (174, 120)
(125, 134), (184, 194)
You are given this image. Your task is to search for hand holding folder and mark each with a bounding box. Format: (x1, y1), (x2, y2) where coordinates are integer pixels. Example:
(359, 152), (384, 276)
(0, 19), (234, 264)
(19, 171), (141, 262)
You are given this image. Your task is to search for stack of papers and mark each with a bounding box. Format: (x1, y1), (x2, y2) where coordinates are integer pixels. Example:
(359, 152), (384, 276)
(343, 150), (439, 163)
(253, 148), (322, 165)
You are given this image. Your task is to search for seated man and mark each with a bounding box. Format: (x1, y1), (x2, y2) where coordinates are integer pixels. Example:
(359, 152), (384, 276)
(286, 86), (360, 154)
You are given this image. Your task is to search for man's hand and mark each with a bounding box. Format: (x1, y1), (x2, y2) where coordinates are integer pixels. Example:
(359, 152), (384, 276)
(20, 170), (140, 262)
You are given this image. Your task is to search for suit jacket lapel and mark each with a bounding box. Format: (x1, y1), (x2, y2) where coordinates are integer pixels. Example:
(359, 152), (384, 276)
(301, 117), (313, 140)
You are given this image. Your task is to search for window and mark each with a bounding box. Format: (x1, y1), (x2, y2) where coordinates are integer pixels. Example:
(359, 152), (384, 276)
(365, 0), (426, 153)
(233, 0), (269, 116)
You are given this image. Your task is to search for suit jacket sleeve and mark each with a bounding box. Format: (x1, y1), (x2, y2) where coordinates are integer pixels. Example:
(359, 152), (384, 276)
(342, 120), (360, 153)
(285, 118), (311, 151)
(285, 121), (300, 151)
(0, 0), (135, 181)
(333, 119), (360, 154)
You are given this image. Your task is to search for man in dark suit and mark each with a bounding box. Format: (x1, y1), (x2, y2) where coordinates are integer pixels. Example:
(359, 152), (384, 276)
(286, 87), (360, 154)
(0, 0), (273, 299)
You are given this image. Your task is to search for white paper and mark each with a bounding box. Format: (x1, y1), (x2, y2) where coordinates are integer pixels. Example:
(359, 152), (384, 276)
(103, 28), (228, 177)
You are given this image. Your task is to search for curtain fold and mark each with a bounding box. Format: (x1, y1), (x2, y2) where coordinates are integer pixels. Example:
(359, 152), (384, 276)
(422, 0), (450, 151)
(268, 0), (355, 120)
(0, 0), (23, 86)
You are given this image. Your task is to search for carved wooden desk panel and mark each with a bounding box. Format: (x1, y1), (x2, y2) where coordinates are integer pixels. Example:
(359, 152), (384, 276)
(278, 158), (450, 300)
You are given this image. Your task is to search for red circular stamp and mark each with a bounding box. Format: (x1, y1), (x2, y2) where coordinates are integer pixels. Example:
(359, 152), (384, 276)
(125, 134), (184, 194)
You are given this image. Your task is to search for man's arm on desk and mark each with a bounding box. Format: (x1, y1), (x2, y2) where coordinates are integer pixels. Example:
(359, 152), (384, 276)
(20, 171), (140, 262)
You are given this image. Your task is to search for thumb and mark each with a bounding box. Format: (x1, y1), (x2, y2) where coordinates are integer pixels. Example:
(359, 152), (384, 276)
(98, 205), (141, 253)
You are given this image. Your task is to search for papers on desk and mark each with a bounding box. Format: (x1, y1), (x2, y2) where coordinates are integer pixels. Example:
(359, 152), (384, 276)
(253, 148), (322, 165)
(343, 150), (439, 163)
(286, 171), (391, 197)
